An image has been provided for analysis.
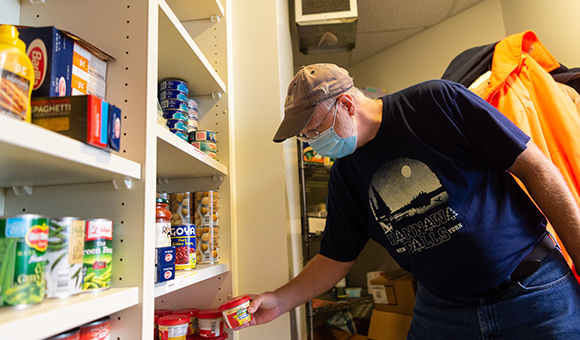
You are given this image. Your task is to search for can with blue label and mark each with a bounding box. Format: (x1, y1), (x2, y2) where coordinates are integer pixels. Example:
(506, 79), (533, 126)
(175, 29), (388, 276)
(170, 129), (188, 141)
(166, 119), (188, 131)
(161, 99), (188, 112)
(162, 109), (188, 121)
(159, 79), (189, 94)
(171, 224), (196, 270)
(159, 89), (188, 102)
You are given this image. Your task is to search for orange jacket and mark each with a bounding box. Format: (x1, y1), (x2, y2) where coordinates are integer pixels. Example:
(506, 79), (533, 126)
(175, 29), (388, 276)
(484, 30), (580, 274)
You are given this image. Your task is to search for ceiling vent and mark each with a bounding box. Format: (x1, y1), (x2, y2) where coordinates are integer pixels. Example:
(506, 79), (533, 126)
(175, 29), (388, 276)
(295, 0), (358, 55)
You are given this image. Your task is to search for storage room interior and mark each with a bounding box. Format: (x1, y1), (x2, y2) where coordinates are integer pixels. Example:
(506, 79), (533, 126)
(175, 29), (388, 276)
(0, 0), (578, 339)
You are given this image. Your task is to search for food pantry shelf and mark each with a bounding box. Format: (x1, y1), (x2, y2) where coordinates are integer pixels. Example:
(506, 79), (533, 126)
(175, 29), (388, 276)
(157, 125), (227, 179)
(0, 115), (141, 188)
(0, 287), (139, 340)
(154, 262), (230, 297)
(166, 0), (224, 22)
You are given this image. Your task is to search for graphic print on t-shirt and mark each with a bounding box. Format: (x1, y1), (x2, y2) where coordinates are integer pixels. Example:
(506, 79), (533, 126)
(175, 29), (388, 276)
(369, 158), (462, 254)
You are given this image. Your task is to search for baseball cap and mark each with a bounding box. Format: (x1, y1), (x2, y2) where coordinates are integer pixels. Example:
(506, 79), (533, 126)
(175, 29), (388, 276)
(273, 63), (353, 143)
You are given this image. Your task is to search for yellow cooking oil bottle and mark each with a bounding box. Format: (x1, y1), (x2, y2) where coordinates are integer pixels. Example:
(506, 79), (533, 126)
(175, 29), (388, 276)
(0, 24), (34, 122)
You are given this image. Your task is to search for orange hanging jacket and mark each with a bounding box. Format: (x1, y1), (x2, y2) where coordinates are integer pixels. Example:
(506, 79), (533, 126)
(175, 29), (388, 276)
(484, 30), (580, 277)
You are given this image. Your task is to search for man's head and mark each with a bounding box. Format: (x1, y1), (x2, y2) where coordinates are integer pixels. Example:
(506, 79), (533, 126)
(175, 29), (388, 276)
(273, 63), (353, 143)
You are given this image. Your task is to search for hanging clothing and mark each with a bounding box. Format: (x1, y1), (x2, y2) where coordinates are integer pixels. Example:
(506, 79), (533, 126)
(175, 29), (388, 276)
(441, 43), (496, 87)
(483, 30), (580, 275)
(557, 82), (580, 117)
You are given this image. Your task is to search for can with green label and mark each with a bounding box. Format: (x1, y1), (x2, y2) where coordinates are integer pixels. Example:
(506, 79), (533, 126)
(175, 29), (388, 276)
(0, 214), (49, 308)
(82, 219), (113, 292)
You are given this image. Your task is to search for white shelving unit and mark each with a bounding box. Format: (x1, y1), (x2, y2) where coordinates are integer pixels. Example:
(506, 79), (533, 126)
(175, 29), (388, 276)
(0, 0), (233, 338)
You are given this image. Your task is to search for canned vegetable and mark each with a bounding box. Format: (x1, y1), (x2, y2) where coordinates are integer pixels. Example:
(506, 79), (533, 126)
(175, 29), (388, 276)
(82, 219), (113, 292)
(171, 224), (196, 270)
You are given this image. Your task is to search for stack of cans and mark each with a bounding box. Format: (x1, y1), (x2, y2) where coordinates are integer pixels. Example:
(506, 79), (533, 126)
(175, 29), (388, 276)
(188, 98), (198, 133)
(159, 79), (189, 141)
(189, 130), (217, 159)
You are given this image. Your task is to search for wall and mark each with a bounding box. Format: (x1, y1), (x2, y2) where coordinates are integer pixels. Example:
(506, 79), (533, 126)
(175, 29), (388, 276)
(230, 0), (296, 339)
(0, 0), (19, 25)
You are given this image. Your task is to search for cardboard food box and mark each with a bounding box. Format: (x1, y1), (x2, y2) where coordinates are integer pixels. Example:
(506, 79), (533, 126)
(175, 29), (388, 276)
(17, 26), (115, 99)
(367, 309), (413, 340)
(31, 95), (121, 150)
(369, 269), (417, 316)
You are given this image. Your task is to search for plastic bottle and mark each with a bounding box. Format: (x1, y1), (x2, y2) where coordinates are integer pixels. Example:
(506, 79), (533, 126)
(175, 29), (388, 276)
(156, 197), (172, 247)
(0, 25), (34, 122)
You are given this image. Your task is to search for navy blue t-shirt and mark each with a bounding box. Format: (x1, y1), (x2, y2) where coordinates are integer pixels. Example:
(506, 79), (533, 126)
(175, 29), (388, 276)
(319, 80), (547, 297)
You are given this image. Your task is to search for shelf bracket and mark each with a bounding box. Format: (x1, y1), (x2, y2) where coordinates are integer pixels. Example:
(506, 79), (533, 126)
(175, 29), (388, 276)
(29, 0), (46, 3)
(112, 178), (132, 190)
(12, 185), (33, 196)
(157, 178), (169, 185)
(181, 15), (221, 23)
(190, 92), (222, 99)
(212, 175), (223, 182)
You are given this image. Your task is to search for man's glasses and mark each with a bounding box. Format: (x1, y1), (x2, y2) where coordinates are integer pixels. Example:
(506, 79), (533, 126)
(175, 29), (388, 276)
(296, 98), (339, 143)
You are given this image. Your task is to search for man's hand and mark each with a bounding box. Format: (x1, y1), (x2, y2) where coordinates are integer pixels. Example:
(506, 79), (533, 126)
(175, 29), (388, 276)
(233, 292), (282, 330)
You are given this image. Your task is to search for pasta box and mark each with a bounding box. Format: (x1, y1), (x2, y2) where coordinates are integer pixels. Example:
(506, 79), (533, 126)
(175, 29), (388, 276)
(155, 246), (176, 266)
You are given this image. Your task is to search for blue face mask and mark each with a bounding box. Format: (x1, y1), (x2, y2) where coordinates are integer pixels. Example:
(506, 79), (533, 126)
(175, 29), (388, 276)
(309, 116), (357, 159)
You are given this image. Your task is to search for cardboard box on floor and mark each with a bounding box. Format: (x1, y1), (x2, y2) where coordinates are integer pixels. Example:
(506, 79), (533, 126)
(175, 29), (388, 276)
(369, 269), (417, 316)
(367, 310), (413, 340)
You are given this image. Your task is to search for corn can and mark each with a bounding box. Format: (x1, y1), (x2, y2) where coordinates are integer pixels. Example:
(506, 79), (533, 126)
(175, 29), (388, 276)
(82, 219), (113, 292)
(0, 214), (48, 308)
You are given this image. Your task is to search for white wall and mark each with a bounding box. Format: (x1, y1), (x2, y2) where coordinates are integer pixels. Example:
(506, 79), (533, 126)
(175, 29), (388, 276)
(0, 0), (20, 25)
(230, 0), (296, 339)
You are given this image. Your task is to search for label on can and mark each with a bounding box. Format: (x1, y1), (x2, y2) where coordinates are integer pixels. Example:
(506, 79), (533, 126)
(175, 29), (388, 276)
(194, 191), (218, 226)
(82, 219), (113, 292)
(197, 226), (219, 264)
(170, 192), (193, 225)
(46, 218), (85, 298)
(0, 215), (48, 307)
(80, 316), (111, 340)
(171, 224), (196, 270)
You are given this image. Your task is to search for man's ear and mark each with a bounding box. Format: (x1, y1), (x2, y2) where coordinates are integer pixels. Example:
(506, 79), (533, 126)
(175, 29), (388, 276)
(339, 93), (355, 116)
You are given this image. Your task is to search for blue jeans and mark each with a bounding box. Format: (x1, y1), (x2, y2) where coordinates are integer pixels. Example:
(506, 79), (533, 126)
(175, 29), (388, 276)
(407, 248), (580, 339)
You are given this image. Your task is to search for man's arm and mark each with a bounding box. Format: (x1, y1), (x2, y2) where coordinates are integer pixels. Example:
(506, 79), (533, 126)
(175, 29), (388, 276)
(508, 141), (580, 268)
(239, 254), (355, 328)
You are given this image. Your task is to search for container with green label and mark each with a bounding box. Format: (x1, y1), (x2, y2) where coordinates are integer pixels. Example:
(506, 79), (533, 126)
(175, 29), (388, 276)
(0, 214), (49, 308)
(82, 219), (113, 292)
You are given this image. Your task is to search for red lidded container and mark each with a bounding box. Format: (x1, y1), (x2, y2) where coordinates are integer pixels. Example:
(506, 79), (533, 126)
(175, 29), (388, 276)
(158, 314), (189, 340)
(219, 295), (253, 328)
(173, 308), (200, 338)
(155, 309), (173, 317)
(197, 308), (225, 338)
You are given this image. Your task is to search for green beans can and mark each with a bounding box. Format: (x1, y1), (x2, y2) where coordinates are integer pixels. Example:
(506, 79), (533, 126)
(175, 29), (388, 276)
(46, 217), (85, 298)
(82, 219), (113, 292)
(0, 214), (49, 308)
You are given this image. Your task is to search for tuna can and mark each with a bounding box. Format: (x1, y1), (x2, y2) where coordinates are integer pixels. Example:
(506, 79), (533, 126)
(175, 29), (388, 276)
(171, 224), (196, 270)
(188, 98), (198, 111)
(196, 226), (219, 264)
(0, 214), (48, 308)
(197, 309), (225, 338)
(219, 295), (253, 328)
(191, 141), (216, 153)
(159, 89), (188, 102)
(173, 308), (200, 337)
(205, 151), (217, 160)
(161, 98), (188, 112)
(82, 219), (113, 293)
(166, 119), (188, 131)
(162, 109), (188, 121)
(169, 192), (194, 225)
(46, 217), (85, 299)
(188, 117), (198, 133)
(191, 130), (217, 143)
(158, 314), (190, 340)
(159, 79), (189, 94)
(79, 316), (111, 340)
(194, 191), (218, 227)
(45, 327), (80, 340)
(169, 128), (188, 141)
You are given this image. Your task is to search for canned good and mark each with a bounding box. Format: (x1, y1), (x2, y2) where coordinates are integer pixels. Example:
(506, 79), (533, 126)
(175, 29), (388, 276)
(79, 316), (111, 340)
(188, 98), (198, 111)
(194, 191), (218, 227)
(159, 89), (188, 102)
(190, 130), (217, 143)
(169, 129), (188, 141)
(171, 224), (196, 270)
(161, 99), (188, 112)
(166, 119), (188, 131)
(162, 109), (188, 121)
(82, 219), (113, 292)
(191, 141), (216, 153)
(219, 295), (253, 328)
(0, 214), (48, 308)
(46, 217), (85, 299)
(159, 79), (189, 94)
(197, 309), (225, 338)
(173, 308), (200, 337)
(154, 315), (160, 340)
(170, 192), (194, 225)
(188, 117), (198, 133)
(205, 151), (217, 160)
(158, 314), (189, 340)
(191, 334), (228, 340)
(45, 327), (80, 340)
(196, 226), (219, 264)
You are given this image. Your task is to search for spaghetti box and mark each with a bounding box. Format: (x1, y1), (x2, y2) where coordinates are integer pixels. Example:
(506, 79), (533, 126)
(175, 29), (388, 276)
(155, 246), (176, 266)
(30, 95), (109, 149)
(108, 105), (122, 151)
(155, 264), (175, 283)
(17, 26), (114, 99)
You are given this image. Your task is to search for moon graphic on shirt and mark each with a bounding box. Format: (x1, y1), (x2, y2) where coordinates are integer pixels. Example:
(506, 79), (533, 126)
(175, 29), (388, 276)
(369, 158), (448, 227)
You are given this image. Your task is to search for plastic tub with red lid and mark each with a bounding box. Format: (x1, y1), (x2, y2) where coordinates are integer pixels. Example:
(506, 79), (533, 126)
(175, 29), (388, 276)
(155, 309), (173, 317)
(219, 295), (253, 328)
(173, 308), (200, 338)
(197, 308), (225, 338)
(190, 333), (228, 340)
(158, 314), (189, 340)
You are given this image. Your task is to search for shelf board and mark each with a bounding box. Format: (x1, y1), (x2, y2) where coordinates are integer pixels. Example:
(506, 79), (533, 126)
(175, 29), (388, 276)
(157, 125), (227, 178)
(0, 287), (139, 340)
(165, 0), (224, 22)
(158, 0), (226, 97)
(154, 262), (230, 297)
(0, 116), (141, 188)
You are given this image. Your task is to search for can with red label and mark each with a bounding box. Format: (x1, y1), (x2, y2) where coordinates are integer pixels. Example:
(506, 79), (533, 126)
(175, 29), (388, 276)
(46, 327), (80, 339)
(79, 316), (111, 340)
(82, 219), (113, 292)
(171, 224), (196, 270)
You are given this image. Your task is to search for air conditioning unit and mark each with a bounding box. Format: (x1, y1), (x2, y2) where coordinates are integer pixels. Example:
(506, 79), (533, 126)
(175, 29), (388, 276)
(295, 0), (358, 55)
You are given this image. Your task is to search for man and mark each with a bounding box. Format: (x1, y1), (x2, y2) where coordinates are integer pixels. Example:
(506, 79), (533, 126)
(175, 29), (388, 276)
(242, 64), (580, 338)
